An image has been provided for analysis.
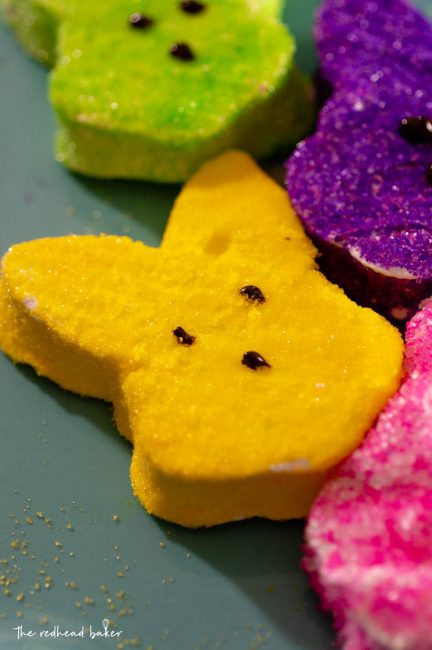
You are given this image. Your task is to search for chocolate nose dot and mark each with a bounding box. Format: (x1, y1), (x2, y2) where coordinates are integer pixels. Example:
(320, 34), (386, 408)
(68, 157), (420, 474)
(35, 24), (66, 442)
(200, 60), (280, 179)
(173, 326), (196, 345)
(240, 285), (266, 304)
(128, 13), (154, 29)
(170, 42), (195, 61)
(242, 351), (271, 370)
(180, 0), (206, 14)
(399, 116), (432, 144)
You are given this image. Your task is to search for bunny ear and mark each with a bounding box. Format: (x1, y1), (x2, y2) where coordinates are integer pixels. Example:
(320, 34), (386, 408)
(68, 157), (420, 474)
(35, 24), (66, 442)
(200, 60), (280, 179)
(316, 0), (432, 91)
(1, 0), (61, 65)
(3, 0), (92, 66)
(0, 234), (161, 401)
(161, 150), (313, 270)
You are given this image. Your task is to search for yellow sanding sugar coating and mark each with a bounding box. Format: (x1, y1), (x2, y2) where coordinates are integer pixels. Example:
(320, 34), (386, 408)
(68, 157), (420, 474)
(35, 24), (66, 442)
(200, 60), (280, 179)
(0, 152), (403, 527)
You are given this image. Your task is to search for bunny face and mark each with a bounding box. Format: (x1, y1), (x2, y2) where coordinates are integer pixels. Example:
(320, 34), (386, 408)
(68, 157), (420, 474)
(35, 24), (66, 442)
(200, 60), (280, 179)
(286, 0), (432, 321)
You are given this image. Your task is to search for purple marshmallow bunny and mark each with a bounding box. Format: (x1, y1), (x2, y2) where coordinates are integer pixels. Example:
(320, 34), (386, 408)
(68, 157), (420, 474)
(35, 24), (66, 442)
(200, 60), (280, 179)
(286, 0), (432, 322)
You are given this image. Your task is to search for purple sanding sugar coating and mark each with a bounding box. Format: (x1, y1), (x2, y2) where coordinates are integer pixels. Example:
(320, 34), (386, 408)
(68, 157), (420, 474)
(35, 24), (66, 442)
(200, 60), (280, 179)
(286, 0), (432, 310)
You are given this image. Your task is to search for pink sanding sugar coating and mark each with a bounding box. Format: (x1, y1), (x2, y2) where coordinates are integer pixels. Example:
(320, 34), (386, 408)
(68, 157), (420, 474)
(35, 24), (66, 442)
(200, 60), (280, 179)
(304, 302), (432, 650)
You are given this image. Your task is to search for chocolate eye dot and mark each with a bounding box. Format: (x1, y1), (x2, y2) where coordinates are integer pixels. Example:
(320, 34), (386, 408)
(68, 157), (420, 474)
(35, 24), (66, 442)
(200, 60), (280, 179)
(240, 285), (266, 304)
(399, 116), (432, 144)
(128, 13), (154, 29)
(242, 351), (271, 371)
(170, 42), (195, 61)
(173, 326), (196, 345)
(427, 164), (432, 187)
(180, 0), (206, 14)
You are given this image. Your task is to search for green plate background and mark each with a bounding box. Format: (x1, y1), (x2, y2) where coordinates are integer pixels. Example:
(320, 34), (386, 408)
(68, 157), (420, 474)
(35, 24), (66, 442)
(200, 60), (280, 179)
(0, 1), (430, 648)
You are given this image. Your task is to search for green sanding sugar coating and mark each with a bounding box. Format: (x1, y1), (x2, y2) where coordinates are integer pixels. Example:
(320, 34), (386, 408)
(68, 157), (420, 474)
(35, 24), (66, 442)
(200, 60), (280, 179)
(1, 0), (314, 182)
(1, 0), (58, 65)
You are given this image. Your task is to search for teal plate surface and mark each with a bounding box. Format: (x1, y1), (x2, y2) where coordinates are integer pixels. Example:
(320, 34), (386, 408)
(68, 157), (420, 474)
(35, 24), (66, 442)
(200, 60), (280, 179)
(0, 2), (430, 648)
